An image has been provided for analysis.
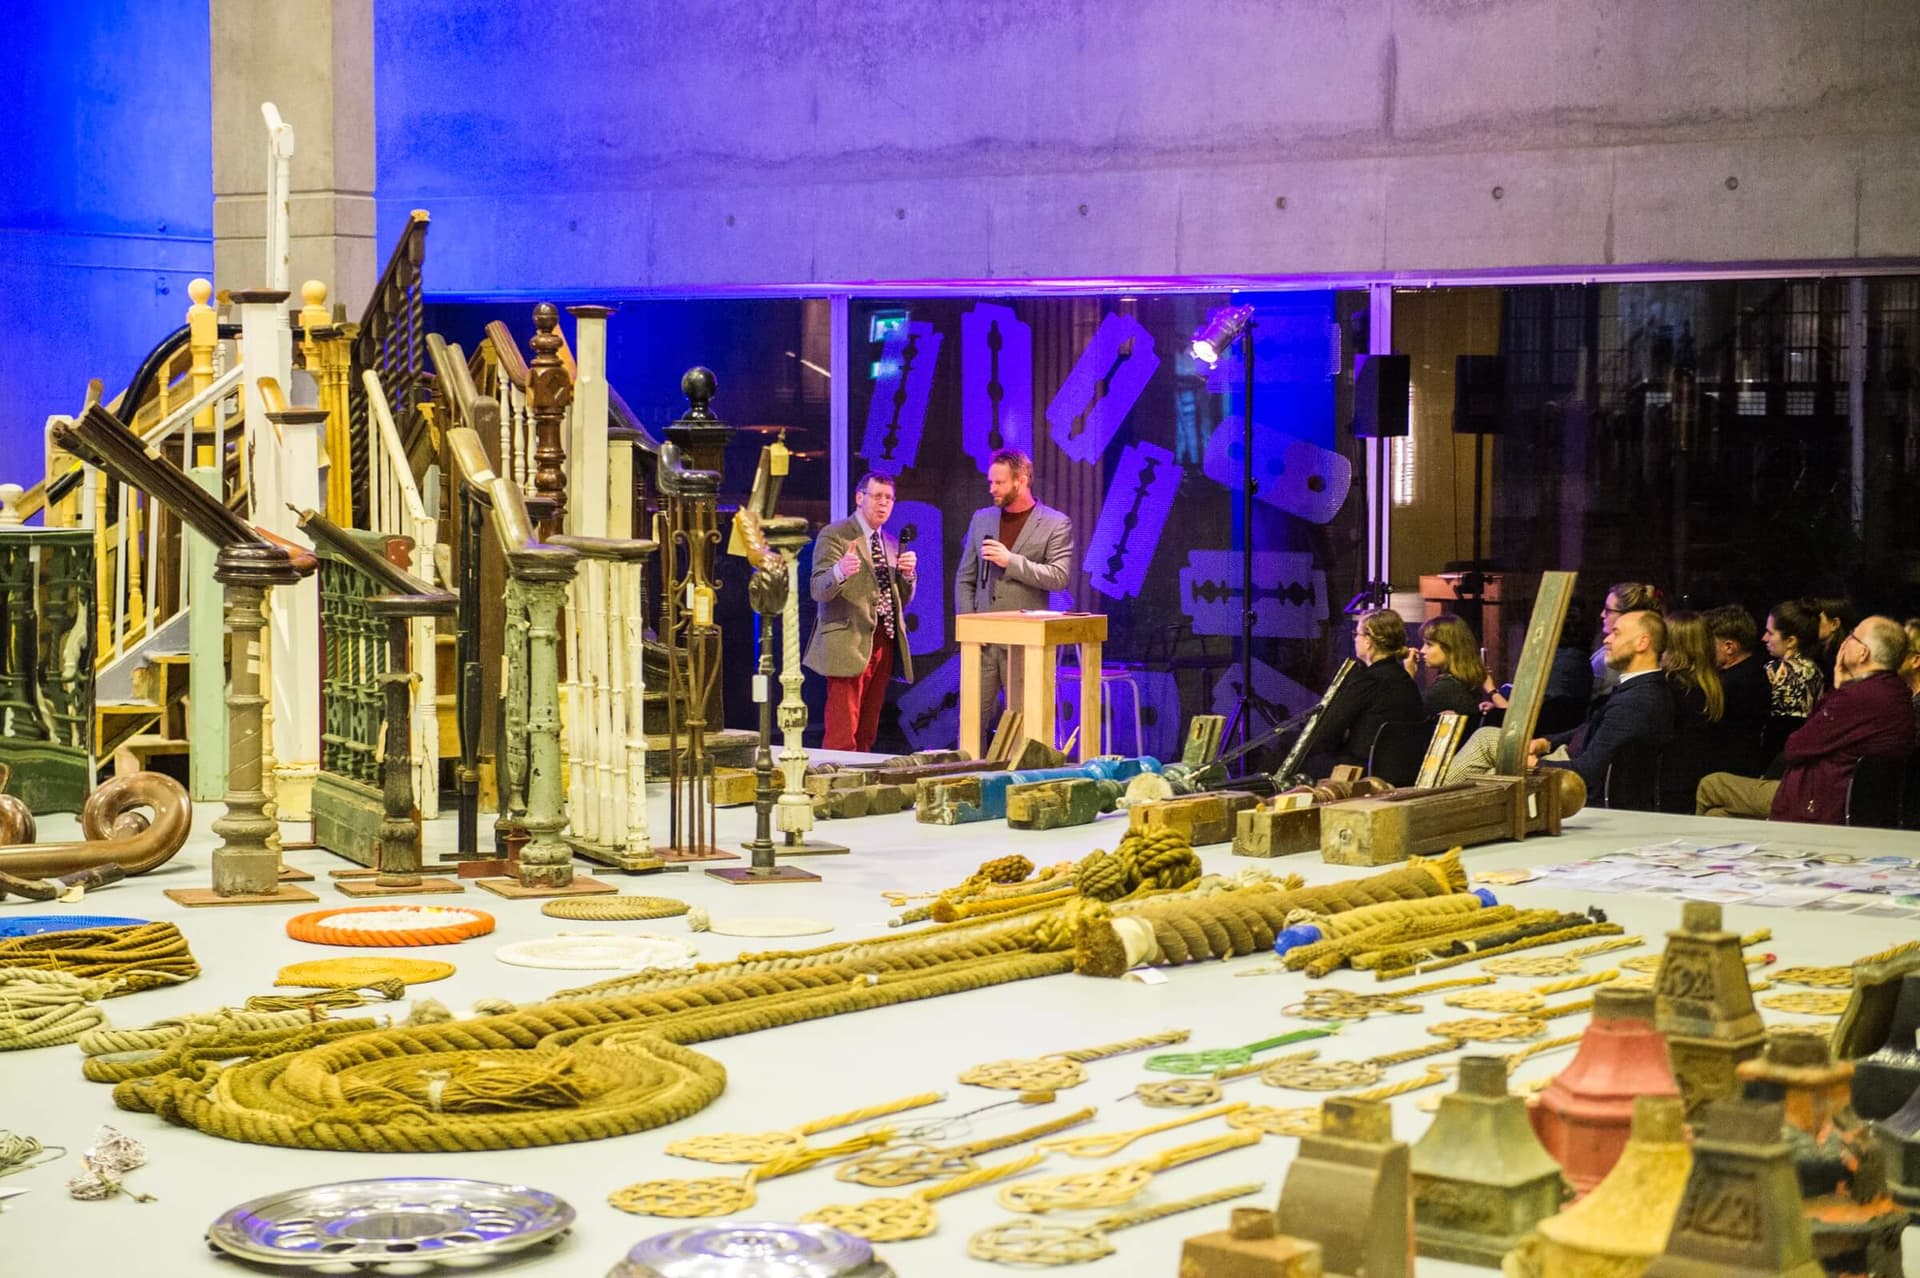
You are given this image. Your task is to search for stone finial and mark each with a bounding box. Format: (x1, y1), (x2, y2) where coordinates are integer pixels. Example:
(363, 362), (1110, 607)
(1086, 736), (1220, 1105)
(0, 484), (23, 528)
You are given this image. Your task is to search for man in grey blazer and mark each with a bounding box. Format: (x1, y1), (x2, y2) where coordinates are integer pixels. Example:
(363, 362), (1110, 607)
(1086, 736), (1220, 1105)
(953, 448), (1076, 739)
(804, 471), (917, 751)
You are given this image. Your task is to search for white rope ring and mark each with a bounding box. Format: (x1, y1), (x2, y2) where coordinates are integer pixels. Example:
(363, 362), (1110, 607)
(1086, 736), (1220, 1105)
(494, 934), (699, 971)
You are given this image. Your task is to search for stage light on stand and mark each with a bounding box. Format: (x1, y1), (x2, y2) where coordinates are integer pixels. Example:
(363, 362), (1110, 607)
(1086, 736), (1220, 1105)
(1191, 304), (1255, 365)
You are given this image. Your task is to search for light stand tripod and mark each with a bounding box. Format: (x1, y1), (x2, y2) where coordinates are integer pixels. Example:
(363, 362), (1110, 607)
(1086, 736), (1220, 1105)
(1193, 308), (1286, 757)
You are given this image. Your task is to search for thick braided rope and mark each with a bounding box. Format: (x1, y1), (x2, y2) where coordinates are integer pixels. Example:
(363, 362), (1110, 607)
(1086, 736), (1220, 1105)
(1290, 906), (1527, 977)
(1347, 908), (1563, 973)
(91, 1017), (384, 1085)
(0, 923), (198, 992)
(1285, 891), (1491, 940)
(105, 949), (1073, 1152)
(0, 968), (108, 1050)
(541, 895), (689, 921)
(78, 1006), (322, 1056)
(285, 905), (494, 948)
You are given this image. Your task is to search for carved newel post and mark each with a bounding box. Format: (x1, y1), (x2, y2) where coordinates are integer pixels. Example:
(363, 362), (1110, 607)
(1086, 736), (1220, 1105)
(511, 546), (578, 889)
(709, 511), (818, 886)
(212, 543), (306, 895)
(526, 303), (570, 535)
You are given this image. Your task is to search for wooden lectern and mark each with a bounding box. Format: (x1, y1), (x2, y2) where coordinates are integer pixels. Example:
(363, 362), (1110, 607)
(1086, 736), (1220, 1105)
(957, 611), (1108, 763)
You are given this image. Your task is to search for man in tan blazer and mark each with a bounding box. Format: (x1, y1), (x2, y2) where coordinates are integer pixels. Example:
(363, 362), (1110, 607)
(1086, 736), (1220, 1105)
(954, 448), (1076, 737)
(804, 471), (917, 751)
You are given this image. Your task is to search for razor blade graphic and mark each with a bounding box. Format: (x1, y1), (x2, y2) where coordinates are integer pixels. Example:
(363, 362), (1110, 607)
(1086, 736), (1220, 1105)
(1210, 658), (1320, 723)
(961, 303), (1033, 470)
(1202, 416), (1351, 525)
(896, 652), (962, 753)
(1045, 312), (1160, 465)
(1178, 550), (1329, 639)
(860, 321), (942, 475)
(1084, 441), (1180, 601)
(888, 500), (945, 656)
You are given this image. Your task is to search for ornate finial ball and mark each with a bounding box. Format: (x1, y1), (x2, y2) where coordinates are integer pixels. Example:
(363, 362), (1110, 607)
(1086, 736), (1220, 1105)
(301, 280), (327, 307)
(533, 302), (560, 331)
(188, 278), (214, 305)
(681, 366), (716, 409)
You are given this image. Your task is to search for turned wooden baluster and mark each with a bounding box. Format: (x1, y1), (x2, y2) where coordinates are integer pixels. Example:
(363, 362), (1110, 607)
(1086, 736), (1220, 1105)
(526, 303), (571, 537)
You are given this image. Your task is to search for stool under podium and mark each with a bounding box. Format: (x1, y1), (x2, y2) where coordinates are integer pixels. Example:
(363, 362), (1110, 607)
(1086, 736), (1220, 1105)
(956, 610), (1108, 762)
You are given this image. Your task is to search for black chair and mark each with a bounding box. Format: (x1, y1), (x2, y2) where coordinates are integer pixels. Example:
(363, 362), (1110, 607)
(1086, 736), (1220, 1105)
(1600, 739), (1664, 811)
(1535, 696), (1587, 737)
(1761, 716), (1805, 772)
(1367, 718), (1436, 788)
(1845, 755), (1910, 829)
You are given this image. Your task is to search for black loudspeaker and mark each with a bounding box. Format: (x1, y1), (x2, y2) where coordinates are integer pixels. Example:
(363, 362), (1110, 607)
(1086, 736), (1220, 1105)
(1351, 353), (1410, 438)
(1453, 355), (1509, 434)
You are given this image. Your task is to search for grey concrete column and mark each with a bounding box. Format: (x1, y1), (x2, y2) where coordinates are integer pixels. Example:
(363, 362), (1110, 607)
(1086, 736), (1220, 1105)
(211, 0), (375, 315)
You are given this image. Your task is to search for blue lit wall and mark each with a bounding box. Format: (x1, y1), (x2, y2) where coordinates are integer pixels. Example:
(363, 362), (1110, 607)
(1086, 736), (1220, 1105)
(1, 2), (211, 485)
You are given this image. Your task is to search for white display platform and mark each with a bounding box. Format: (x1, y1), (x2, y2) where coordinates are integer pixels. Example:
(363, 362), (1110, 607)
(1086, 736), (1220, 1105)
(3, 784), (1917, 1277)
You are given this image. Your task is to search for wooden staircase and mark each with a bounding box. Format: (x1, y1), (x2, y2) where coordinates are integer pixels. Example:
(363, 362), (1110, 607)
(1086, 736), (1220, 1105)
(96, 648), (193, 777)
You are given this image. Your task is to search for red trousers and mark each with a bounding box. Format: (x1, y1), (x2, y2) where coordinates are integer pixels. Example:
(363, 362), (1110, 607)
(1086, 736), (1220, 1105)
(822, 636), (894, 752)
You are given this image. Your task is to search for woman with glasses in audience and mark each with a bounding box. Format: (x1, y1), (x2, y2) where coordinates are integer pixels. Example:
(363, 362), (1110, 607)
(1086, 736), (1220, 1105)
(1592, 582), (1663, 701)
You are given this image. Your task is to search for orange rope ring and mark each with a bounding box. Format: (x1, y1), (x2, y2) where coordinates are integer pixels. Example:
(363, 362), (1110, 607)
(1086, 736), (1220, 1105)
(285, 905), (496, 948)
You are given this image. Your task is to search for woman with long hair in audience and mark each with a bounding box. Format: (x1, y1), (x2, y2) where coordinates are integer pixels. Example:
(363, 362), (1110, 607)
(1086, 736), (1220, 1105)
(1417, 613), (1504, 718)
(1763, 598), (1825, 719)
(1808, 595), (1856, 688)
(1659, 610), (1726, 810)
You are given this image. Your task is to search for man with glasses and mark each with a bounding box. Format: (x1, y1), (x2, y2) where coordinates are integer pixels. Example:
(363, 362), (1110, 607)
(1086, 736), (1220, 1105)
(804, 471), (917, 752)
(1696, 616), (1914, 824)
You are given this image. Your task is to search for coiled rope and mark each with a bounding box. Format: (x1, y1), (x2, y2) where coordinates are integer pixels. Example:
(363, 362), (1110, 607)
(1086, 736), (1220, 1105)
(0, 967), (109, 1050)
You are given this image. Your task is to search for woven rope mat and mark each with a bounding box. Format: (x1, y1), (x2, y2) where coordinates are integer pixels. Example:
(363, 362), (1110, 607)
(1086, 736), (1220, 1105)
(274, 956), (455, 988)
(541, 896), (690, 922)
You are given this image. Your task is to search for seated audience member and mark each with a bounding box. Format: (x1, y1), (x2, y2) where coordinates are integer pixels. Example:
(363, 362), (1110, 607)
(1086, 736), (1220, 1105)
(1418, 614), (1502, 719)
(1704, 604), (1770, 775)
(1809, 595), (1857, 688)
(1299, 609), (1426, 776)
(1695, 616), (1915, 824)
(1658, 610), (1725, 811)
(1905, 617), (1920, 736)
(1545, 597), (1595, 705)
(1448, 609), (1674, 789)
(1591, 582), (1664, 701)
(1762, 598), (1824, 721)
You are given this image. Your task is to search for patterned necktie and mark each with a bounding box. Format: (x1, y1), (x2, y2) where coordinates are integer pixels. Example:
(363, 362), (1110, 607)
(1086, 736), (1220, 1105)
(870, 530), (896, 639)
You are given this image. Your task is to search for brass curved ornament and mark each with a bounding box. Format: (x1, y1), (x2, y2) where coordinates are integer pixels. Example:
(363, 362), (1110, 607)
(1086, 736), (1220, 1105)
(0, 772), (192, 879)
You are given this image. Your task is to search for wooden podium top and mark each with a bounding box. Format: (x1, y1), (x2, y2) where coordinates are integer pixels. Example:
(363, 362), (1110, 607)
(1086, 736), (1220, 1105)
(955, 611), (1108, 646)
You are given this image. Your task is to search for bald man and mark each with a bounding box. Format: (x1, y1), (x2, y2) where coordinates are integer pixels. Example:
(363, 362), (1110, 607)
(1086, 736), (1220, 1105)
(1697, 615), (1914, 824)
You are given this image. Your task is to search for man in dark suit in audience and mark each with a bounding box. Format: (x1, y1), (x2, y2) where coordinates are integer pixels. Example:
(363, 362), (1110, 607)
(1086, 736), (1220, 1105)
(1706, 604), (1771, 775)
(1696, 615), (1914, 823)
(1527, 609), (1676, 794)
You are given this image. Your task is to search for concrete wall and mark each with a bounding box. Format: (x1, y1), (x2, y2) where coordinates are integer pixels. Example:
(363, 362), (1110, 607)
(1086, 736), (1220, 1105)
(2, 2), (211, 480)
(376, 0), (1920, 294)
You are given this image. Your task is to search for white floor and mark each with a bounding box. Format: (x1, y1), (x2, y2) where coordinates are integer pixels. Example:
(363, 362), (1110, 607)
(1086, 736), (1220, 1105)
(3, 782), (1918, 1277)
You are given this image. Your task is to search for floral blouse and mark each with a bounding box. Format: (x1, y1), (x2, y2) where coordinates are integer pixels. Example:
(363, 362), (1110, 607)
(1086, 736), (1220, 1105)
(1766, 654), (1822, 719)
